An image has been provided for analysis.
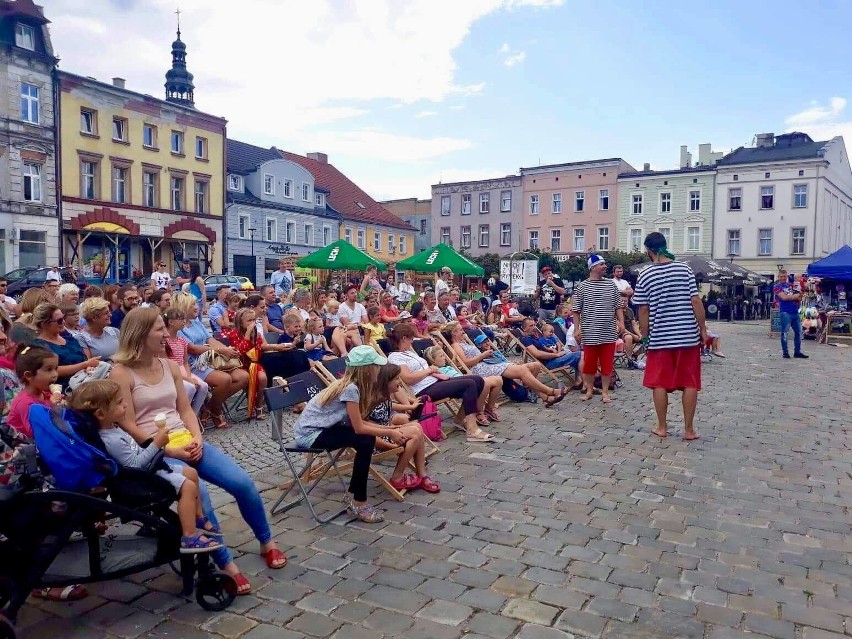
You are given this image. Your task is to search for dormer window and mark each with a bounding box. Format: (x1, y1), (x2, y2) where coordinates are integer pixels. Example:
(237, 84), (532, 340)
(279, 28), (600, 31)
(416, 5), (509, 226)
(227, 175), (242, 192)
(301, 183), (310, 202)
(15, 24), (35, 51)
(263, 174), (275, 196)
(315, 193), (325, 207)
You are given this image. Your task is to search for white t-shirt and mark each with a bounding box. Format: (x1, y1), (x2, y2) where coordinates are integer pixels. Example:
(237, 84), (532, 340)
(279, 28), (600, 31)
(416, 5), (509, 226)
(339, 301), (367, 325)
(46, 269), (61, 282)
(612, 277), (631, 293)
(435, 278), (450, 298)
(151, 271), (172, 290)
(324, 311), (343, 327)
(388, 350), (437, 395)
(0, 294), (16, 315)
(299, 308), (311, 322)
(397, 283), (415, 302)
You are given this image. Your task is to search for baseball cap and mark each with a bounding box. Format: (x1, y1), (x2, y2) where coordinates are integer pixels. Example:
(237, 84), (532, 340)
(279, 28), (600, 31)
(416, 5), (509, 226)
(587, 254), (606, 269)
(474, 334), (488, 345)
(345, 345), (388, 367)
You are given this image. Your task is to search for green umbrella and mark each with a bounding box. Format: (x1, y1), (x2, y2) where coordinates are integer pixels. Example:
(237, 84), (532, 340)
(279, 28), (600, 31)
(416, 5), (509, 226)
(296, 240), (387, 271)
(395, 243), (484, 276)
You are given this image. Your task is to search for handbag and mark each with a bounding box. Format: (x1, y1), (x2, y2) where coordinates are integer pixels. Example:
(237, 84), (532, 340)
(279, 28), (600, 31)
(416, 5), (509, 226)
(68, 360), (113, 391)
(194, 349), (241, 372)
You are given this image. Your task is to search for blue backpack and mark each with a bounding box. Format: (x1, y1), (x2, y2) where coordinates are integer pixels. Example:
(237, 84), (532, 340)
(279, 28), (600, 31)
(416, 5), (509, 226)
(30, 405), (118, 492)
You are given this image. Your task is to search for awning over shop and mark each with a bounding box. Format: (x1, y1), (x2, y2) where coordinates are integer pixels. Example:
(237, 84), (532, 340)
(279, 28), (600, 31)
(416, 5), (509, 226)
(807, 245), (852, 280)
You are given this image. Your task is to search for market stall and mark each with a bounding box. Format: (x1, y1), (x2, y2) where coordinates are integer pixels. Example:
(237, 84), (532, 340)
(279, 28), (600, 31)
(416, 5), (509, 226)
(807, 245), (852, 344)
(296, 239), (387, 293)
(395, 243), (484, 295)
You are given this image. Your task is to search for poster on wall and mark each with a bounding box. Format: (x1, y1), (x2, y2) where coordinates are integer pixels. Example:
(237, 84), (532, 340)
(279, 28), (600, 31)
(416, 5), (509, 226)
(500, 259), (538, 295)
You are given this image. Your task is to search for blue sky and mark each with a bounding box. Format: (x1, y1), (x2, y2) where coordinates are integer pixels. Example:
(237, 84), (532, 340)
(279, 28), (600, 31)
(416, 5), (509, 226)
(49, 0), (852, 200)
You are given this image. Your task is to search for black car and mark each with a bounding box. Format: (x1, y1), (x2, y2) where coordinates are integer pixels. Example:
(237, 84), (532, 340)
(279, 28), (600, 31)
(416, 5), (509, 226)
(4, 268), (78, 298)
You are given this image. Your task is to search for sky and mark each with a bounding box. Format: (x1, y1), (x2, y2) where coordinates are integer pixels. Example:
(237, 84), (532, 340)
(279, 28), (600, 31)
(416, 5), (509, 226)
(46, 0), (852, 201)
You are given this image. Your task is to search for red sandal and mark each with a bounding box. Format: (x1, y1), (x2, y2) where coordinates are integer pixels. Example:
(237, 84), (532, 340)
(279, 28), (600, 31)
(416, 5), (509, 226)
(263, 548), (287, 569)
(231, 573), (251, 595)
(389, 474), (422, 491)
(418, 476), (441, 493)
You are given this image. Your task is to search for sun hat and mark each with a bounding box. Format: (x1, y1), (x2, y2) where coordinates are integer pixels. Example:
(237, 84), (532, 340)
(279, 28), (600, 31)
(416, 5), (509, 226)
(474, 334), (489, 345)
(345, 345), (388, 367)
(587, 254), (606, 269)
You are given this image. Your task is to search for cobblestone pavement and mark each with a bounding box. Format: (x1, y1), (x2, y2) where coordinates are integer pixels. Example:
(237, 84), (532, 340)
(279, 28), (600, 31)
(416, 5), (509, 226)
(16, 321), (852, 639)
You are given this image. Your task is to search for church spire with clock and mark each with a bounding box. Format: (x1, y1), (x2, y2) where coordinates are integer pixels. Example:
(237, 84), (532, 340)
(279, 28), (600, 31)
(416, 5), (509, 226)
(164, 9), (195, 108)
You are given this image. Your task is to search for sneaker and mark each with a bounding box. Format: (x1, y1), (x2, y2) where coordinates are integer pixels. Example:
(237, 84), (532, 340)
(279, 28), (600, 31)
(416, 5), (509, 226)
(794, 352), (809, 359)
(347, 502), (385, 523)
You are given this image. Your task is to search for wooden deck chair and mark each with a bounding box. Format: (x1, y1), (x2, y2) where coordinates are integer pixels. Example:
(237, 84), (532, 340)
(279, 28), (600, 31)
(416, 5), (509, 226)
(509, 327), (575, 387)
(430, 330), (511, 409)
(314, 356), (346, 385)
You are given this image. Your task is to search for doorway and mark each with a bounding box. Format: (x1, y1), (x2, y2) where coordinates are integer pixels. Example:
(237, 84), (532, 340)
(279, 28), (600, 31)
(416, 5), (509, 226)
(233, 254), (256, 284)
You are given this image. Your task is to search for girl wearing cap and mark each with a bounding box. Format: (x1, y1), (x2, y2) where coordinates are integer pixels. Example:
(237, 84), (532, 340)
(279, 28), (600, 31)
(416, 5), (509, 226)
(294, 345), (408, 522)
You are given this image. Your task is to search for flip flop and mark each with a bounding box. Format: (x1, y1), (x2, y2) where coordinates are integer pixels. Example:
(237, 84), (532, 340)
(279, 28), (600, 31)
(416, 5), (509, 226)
(545, 387), (569, 407)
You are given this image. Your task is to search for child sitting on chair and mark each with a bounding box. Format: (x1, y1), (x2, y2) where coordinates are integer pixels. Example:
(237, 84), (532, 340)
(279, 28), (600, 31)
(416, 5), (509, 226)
(361, 306), (386, 346)
(68, 379), (222, 555)
(422, 346), (462, 378)
(303, 318), (335, 361)
(536, 324), (560, 353)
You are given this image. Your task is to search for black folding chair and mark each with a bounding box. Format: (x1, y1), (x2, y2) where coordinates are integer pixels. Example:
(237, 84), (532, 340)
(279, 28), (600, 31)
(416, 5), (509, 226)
(263, 372), (349, 524)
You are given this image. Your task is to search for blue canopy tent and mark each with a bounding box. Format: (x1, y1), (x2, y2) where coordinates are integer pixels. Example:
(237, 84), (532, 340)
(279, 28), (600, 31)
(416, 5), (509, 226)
(807, 245), (852, 280)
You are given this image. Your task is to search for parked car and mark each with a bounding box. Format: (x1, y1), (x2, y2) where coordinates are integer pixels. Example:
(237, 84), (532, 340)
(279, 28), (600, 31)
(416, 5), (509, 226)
(203, 275), (240, 297)
(4, 268), (79, 298)
(1, 267), (36, 284)
(235, 276), (255, 291)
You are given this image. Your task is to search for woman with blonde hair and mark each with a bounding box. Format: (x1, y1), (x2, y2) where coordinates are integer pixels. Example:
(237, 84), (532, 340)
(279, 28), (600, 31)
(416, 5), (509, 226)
(109, 307), (286, 595)
(78, 297), (120, 359)
(172, 292), (247, 429)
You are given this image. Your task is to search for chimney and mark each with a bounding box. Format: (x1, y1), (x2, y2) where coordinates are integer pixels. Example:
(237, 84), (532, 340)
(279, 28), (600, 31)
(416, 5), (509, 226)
(112, 77), (126, 89)
(679, 145), (691, 169)
(307, 152), (328, 164)
(755, 133), (775, 148)
(643, 163), (651, 171)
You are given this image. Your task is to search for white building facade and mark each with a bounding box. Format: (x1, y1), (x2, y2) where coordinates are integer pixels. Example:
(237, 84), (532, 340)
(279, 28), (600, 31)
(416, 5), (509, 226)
(713, 133), (852, 276)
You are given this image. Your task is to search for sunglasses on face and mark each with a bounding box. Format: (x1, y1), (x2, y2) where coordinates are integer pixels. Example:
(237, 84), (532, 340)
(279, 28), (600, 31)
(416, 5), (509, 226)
(49, 316), (65, 325)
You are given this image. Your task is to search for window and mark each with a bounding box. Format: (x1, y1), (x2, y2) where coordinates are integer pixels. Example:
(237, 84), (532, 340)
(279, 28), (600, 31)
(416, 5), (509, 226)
(263, 174), (275, 196)
(658, 227), (671, 246)
(387, 234), (394, 253)
(419, 219), (427, 235)
(660, 192), (671, 214)
(228, 175), (242, 191)
(726, 229), (741, 256)
(793, 184), (808, 208)
(687, 226), (700, 251)
(478, 225), (490, 248)
(80, 109), (96, 135)
(500, 223), (512, 247)
(194, 180), (208, 214)
(460, 226), (471, 249)
(791, 227), (806, 255)
(19, 230), (46, 269)
(323, 226), (332, 246)
(305, 223), (314, 246)
(357, 229), (365, 249)
(15, 24), (35, 50)
(374, 232), (381, 251)
(632, 194), (643, 215)
(480, 193), (490, 214)
(315, 193), (324, 207)
(630, 228), (642, 251)
(760, 186), (774, 209)
(81, 161), (97, 199)
(501, 190), (512, 212)
(170, 131), (184, 155)
(550, 229), (561, 252)
(23, 163), (42, 202)
(20, 83), (39, 123)
(528, 230), (539, 250)
(441, 195), (451, 216)
(286, 222), (296, 244)
(265, 218), (277, 242)
(399, 236), (406, 254)
(758, 228), (773, 255)
(112, 117), (128, 142)
(283, 179), (293, 198)
(530, 195), (539, 215)
(171, 176), (184, 211)
(575, 191), (585, 212)
(112, 166), (127, 203)
(598, 227), (610, 251)
(689, 190), (701, 212)
(344, 227), (352, 243)
(143, 124), (157, 148)
(461, 194), (471, 215)
(195, 137), (207, 159)
(729, 187), (742, 211)
(302, 183), (310, 202)
(143, 171), (157, 207)
(440, 227), (450, 245)
(238, 214), (250, 239)
(599, 189), (609, 211)
(552, 193), (562, 214)
(573, 228), (585, 252)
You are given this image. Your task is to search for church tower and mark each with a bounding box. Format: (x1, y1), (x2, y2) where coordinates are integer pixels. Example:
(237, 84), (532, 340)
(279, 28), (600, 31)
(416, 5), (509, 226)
(164, 12), (195, 108)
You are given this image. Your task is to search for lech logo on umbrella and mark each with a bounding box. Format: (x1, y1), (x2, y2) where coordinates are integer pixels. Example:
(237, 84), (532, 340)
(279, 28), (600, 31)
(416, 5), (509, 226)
(328, 247), (339, 262)
(426, 250), (440, 265)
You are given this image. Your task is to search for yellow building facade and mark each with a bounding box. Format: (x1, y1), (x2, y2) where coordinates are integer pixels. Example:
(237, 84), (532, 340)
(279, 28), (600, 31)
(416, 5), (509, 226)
(340, 222), (415, 263)
(57, 71), (226, 281)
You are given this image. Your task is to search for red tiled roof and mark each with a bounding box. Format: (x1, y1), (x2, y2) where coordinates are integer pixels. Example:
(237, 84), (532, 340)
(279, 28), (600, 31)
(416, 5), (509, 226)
(282, 151), (416, 232)
(0, 0), (49, 22)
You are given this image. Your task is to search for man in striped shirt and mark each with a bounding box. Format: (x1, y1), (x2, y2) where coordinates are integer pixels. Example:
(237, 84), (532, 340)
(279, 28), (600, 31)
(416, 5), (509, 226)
(633, 232), (707, 441)
(572, 254), (624, 403)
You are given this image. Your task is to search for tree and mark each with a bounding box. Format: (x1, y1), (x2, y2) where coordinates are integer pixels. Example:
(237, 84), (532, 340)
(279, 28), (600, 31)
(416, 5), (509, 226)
(468, 252), (501, 279)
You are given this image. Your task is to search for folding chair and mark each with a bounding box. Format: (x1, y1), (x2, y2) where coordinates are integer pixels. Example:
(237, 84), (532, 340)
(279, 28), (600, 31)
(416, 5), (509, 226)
(510, 327), (575, 387)
(431, 330), (510, 409)
(314, 356), (346, 384)
(264, 373), (349, 523)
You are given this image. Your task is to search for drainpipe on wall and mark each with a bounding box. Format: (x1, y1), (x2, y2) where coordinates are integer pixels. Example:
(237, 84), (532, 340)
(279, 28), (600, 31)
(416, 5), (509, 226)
(53, 70), (63, 267)
(221, 125), (228, 274)
(810, 165), (822, 264)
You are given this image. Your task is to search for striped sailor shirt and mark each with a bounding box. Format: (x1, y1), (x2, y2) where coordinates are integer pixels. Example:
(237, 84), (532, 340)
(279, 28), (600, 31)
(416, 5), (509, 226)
(571, 278), (621, 346)
(633, 261), (700, 350)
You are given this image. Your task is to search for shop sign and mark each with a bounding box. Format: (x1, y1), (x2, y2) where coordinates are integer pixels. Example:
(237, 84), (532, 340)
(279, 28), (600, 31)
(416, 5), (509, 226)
(268, 244), (297, 256)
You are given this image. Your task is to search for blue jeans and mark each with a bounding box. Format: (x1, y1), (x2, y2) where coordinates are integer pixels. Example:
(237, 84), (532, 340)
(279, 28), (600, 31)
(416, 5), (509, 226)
(167, 443), (272, 569)
(546, 351), (580, 373)
(779, 311), (802, 356)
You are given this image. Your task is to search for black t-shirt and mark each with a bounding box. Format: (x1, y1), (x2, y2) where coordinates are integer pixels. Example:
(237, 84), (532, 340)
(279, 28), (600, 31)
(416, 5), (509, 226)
(488, 280), (509, 297)
(538, 276), (564, 310)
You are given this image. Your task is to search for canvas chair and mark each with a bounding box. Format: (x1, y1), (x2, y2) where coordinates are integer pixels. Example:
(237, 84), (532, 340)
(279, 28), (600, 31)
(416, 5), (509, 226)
(509, 327), (575, 387)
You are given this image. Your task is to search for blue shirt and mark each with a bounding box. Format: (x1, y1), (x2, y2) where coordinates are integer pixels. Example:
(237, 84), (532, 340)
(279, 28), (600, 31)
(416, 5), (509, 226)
(179, 319), (210, 367)
(267, 303), (284, 330)
(208, 301), (227, 337)
(773, 283), (799, 314)
(110, 308), (127, 329)
(35, 333), (87, 391)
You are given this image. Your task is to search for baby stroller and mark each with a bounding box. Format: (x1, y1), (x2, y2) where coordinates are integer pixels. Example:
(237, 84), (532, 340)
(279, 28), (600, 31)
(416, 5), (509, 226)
(0, 406), (236, 639)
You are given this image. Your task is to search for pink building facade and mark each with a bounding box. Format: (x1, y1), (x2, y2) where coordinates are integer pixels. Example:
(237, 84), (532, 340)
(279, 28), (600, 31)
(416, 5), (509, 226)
(521, 158), (635, 258)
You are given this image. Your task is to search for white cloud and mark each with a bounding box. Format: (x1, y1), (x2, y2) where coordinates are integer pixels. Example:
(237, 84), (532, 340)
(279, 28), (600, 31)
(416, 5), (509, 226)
(784, 97), (852, 143)
(298, 130), (472, 163)
(499, 42), (526, 67)
(415, 110), (438, 118)
(367, 167), (513, 201)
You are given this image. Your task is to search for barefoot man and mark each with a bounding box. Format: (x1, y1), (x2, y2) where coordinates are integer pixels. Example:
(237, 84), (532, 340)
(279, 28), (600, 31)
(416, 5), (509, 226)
(572, 254), (624, 403)
(633, 232), (707, 440)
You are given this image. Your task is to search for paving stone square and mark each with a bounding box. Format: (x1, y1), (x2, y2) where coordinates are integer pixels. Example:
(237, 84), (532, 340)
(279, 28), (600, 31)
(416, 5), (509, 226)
(14, 323), (852, 638)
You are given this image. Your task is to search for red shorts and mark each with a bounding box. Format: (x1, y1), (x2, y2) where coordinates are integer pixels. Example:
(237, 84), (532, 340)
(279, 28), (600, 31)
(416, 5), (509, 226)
(643, 346), (702, 392)
(581, 342), (617, 376)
